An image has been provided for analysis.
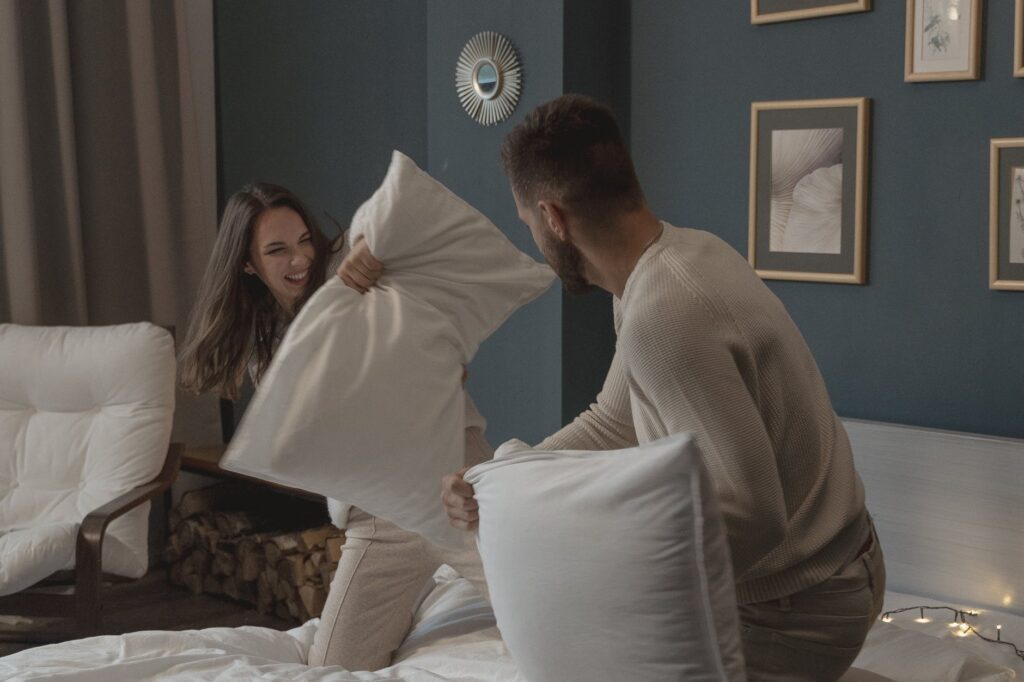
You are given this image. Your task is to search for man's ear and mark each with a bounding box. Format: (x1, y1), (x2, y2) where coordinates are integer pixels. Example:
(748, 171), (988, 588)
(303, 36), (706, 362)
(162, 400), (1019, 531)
(537, 200), (569, 242)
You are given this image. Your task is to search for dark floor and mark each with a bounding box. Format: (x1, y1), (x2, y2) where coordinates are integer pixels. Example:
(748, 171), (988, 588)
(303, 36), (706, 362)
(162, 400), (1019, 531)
(0, 568), (293, 657)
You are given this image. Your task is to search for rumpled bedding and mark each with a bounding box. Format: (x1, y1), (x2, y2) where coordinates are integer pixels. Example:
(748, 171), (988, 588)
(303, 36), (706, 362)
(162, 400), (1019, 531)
(0, 566), (522, 681)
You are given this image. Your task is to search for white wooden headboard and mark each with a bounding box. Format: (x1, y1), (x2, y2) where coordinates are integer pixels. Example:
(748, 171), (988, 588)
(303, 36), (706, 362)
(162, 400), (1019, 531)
(844, 418), (1024, 617)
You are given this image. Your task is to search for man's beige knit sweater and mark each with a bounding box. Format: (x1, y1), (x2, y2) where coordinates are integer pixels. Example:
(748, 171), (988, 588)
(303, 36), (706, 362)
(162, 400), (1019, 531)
(539, 223), (868, 605)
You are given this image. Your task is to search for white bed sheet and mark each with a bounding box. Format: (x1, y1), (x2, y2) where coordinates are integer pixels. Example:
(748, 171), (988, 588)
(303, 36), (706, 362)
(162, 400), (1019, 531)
(851, 590), (1024, 680)
(5, 580), (1020, 682)
(0, 566), (521, 682)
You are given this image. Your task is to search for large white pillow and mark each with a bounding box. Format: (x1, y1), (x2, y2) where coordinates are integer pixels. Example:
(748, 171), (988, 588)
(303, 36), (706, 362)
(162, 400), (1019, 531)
(222, 151), (554, 548)
(465, 433), (746, 682)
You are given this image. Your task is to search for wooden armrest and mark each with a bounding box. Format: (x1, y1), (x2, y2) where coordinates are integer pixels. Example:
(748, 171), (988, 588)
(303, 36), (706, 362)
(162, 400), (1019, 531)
(79, 442), (182, 541)
(74, 442), (182, 629)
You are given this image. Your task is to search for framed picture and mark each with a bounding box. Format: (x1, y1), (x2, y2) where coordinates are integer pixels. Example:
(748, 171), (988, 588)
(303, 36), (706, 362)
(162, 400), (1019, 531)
(751, 0), (870, 24)
(905, 0), (982, 82)
(989, 139), (1024, 291)
(1016, 0), (1023, 77)
(748, 98), (870, 284)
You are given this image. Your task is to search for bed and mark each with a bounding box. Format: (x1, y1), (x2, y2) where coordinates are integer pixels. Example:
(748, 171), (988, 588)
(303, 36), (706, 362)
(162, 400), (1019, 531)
(1, 419), (1021, 681)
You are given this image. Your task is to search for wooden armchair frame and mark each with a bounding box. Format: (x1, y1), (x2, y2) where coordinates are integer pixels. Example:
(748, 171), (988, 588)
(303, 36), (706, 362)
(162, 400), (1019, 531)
(0, 442), (182, 642)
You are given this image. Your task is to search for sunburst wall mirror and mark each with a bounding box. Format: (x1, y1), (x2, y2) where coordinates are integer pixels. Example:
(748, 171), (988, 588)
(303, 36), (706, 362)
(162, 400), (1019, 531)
(455, 31), (522, 126)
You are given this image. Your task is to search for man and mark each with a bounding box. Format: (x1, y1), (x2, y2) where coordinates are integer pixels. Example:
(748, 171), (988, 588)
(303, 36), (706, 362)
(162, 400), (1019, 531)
(441, 94), (885, 681)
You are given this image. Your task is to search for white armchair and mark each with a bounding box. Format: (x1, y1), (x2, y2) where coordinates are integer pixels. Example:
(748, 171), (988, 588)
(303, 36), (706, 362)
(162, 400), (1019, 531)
(0, 323), (180, 639)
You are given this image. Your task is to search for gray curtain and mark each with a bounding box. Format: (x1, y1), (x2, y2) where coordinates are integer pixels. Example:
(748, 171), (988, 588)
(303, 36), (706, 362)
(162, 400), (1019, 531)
(0, 0), (220, 444)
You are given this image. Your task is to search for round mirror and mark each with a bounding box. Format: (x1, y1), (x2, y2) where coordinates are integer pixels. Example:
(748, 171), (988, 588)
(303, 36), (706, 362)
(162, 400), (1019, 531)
(474, 61), (500, 99)
(455, 32), (522, 126)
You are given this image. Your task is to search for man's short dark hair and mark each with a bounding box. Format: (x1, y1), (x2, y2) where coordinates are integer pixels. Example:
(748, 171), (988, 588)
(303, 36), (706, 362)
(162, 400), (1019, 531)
(501, 94), (644, 227)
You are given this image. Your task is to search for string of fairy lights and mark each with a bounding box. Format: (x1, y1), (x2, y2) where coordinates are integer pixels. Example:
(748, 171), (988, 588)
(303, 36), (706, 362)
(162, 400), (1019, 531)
(880, 605), (1024, 663)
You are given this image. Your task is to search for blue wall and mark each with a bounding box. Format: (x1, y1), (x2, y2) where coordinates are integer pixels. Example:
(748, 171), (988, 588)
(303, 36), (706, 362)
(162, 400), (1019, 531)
(631, 1), (1022, 439)
(216, 0), (567, 446)
(217, 0), (428, 233)
(217, 1), (1021, 442)
(425, 1), (565, 446)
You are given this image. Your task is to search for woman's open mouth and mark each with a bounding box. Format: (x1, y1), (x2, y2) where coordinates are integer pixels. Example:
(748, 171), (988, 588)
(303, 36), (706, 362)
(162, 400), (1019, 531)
(284, 270), (309, 286)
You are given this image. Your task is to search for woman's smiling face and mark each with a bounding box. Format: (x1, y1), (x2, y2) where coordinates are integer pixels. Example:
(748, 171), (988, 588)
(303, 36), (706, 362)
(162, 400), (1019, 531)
(244, 206), (316, 313)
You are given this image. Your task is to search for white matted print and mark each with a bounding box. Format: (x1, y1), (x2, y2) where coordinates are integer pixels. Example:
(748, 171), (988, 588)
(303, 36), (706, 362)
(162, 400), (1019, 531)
(989, 139), (1024, 290)
(905, 0), (981, 81)
(770, 128), (844, 254)
(1011, 168), (1024, 265)
(749, 98), (869, 284)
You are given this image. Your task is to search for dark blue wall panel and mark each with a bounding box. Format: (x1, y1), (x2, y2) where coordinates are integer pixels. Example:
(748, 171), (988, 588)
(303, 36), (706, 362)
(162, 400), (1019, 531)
(216, 0), (427, 231)
(426, 0), (565, 446)
(631, 1), (1023, 438)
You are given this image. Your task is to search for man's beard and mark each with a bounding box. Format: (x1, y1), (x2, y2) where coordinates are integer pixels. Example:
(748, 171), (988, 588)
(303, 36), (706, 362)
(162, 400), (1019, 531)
(546, 232), (596, 295)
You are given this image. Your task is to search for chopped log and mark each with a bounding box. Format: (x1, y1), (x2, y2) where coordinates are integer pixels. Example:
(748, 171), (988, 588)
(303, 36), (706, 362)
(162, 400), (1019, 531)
(257, 572), (274, 612)
(303, 558), (317, 581)
(265, 564), (279, 586)
(274, 601), (291, 621)
(278, 555), (305, 586)
(319, 563), (337, 587)
(264, 541), (281, 566)
(178, 519), (197, 551)
(309, 551), (325, 569)
(213, 549), (235, 577)
(215, 511), (254, 537)
(269, 532), (302, 554)
(162, 545), (181, 565)
(299, 526), (335, 552)
(190, 548), (211, 576)
(279, 580), (297, 604)
(183, 574), (203, 595)
(286, 599), (300, 621)
(273, 579), (288, 602)
(196, 525), (221, 554)
(239, 550), (264, 582)
(325, 536), (344, 563)
(299, 583), (327, 618)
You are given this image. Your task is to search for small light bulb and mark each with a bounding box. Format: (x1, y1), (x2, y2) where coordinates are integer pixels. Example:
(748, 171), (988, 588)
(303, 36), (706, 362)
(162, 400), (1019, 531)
(881, 614), (892, 623)
(997, 625), (1002, 642)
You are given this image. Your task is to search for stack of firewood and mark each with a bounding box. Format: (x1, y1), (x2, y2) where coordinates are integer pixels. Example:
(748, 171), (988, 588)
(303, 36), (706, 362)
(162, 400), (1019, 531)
(164, 482), (344, 623)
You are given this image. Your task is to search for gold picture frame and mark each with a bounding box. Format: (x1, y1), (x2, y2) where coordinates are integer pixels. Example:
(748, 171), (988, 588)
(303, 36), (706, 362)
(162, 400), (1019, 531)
(989, 138), (1024, 291)
(748, 98), (870, 284)
(1016, 0), (1024, 77)
(751, 0), (870, 24)
(905, 0), (982, 82)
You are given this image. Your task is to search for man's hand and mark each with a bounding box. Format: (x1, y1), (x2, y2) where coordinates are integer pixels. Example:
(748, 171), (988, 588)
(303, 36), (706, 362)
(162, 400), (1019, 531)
(338, 235), (383, 294)
(441, 467), (478, 531)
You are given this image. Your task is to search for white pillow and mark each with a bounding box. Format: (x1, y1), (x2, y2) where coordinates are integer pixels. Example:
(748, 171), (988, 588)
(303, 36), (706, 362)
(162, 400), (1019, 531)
(464, 433), (746, 682)
(222, 151), (554, 548)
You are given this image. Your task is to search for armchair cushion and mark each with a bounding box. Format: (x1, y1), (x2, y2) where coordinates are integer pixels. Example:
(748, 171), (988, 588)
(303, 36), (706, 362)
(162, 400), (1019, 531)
(0, 323), (175, 594)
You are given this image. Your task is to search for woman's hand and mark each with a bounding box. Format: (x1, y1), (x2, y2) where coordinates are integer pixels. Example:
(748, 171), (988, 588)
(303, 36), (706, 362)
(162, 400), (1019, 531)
(441, 467), (478, 531)
(338, 235), (383, 294)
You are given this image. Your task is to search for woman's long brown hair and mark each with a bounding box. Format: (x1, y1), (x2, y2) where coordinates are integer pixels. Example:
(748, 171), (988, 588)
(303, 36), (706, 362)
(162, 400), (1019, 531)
(179, 183), (336, 399)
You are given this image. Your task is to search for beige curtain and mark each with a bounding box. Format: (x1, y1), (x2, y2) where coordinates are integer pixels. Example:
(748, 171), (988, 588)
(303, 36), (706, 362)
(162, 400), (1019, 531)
(0, 0), (220, 444)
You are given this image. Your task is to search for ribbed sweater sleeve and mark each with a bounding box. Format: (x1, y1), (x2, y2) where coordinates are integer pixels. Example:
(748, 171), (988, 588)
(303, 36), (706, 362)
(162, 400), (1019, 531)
(536, 348), (638, 451)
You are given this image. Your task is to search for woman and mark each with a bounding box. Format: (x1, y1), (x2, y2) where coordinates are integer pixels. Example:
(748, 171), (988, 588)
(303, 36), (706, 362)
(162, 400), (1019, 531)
(179, 183), (489, 670)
